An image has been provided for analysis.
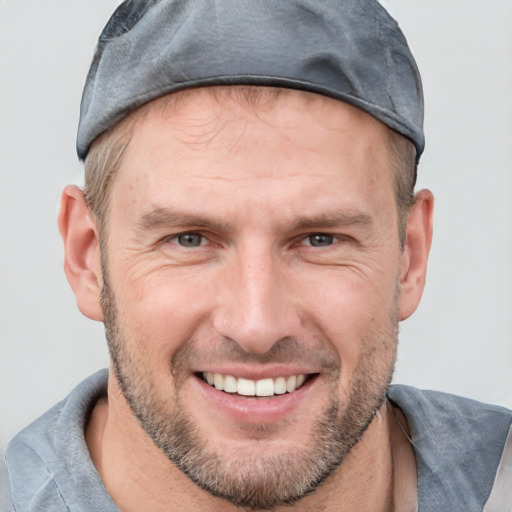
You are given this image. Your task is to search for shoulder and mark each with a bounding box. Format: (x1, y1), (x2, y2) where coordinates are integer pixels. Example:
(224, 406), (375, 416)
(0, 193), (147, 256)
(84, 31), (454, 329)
(388, 384), (512, 432)
(4, 370), (112, 512)
(388, 385), (512, 512)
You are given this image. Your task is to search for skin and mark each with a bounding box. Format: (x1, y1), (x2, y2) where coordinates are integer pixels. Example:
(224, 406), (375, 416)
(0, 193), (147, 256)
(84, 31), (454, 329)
(59, 88), (433, 511)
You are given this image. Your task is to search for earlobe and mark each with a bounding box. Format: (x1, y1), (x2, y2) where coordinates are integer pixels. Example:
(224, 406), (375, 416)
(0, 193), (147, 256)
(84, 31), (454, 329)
(398, 189), (434, 321)
(58, 185), (104, 322)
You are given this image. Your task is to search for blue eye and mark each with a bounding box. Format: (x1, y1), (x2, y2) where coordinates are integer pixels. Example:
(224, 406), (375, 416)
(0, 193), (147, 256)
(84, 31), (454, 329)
(174, 233), (205, 247)
(307, 234), (335, 247)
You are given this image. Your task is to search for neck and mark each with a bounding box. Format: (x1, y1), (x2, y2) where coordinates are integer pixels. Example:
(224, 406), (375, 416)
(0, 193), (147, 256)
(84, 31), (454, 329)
(86, 378), (416, 512)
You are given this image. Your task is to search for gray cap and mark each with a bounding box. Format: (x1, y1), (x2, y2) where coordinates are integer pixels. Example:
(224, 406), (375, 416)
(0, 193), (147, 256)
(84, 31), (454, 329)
(77, 0), (424, 161)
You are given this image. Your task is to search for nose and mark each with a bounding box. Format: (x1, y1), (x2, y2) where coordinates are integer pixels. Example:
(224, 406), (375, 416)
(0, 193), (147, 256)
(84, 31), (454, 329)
(212, 245), (300, 355)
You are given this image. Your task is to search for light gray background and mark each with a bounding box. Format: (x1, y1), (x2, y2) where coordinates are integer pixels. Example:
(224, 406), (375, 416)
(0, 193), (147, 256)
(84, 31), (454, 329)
(1, 0), (511, 458)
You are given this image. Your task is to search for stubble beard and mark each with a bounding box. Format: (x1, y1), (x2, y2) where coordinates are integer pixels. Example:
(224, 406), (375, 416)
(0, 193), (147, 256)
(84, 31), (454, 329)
(101, 267), (399, 510)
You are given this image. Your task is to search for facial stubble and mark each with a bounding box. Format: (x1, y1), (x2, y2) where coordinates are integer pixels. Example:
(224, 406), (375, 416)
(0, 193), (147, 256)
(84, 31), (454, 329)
(101, 263), (399, 510)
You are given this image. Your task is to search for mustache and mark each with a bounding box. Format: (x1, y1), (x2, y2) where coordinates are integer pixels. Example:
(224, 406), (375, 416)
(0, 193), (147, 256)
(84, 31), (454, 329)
(171, 335), (342, 375)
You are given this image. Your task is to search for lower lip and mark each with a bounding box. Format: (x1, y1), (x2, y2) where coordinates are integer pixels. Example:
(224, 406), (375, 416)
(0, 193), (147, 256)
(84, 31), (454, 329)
(192, 375), (317, 424)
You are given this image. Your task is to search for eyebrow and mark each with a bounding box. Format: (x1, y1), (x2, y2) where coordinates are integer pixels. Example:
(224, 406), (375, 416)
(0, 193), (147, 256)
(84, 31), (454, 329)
(137, 207), (373, 233)
(290, 211), (373, 231)
(137, 207), (234, 233)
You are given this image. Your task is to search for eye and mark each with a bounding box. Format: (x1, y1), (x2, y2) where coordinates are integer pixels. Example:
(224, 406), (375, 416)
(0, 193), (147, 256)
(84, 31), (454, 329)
(171, 233), (206, 248)
(303, 234), (336, 247)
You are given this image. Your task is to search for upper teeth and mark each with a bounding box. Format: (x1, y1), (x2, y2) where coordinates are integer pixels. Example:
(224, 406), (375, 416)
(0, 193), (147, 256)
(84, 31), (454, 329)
(203, 372), (307, 397)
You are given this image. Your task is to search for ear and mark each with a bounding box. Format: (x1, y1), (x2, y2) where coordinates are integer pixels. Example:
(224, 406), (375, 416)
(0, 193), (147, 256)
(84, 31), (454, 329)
(398, 189), (434, 321)
(58, 185), (104, 322)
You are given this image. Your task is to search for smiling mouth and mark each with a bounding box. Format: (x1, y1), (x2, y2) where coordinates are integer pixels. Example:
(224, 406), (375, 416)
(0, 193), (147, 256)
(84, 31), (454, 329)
(198, 372), (316, 397)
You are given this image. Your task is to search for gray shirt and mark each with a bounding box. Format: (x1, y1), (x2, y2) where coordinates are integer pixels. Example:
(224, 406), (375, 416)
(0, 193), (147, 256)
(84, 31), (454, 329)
(3, 370), (512, 511)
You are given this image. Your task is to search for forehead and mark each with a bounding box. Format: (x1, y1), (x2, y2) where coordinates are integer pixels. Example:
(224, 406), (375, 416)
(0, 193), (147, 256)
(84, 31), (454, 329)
(134, 86), (390, 137)
(111, 87), (395, 220)
(122, 86), (393, 170)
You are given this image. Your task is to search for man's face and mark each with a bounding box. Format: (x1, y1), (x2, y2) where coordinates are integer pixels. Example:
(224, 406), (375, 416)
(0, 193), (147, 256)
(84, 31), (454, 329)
(101, 88), (404, 508)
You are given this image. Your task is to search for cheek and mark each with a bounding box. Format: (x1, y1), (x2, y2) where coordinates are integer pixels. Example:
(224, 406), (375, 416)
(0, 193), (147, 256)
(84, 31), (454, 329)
(295, 266), (399, 376)
(113, 268), (216, 356)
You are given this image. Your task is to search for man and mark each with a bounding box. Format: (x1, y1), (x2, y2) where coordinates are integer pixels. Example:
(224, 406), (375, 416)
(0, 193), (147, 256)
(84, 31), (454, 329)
(4, 1), (511, 511)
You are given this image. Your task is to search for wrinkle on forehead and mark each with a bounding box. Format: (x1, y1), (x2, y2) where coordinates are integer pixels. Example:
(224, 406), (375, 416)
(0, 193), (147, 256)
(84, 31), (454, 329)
(181, 169), (351, 183)
(130, 86), (281, 150)
(130, 86), (387, 157)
